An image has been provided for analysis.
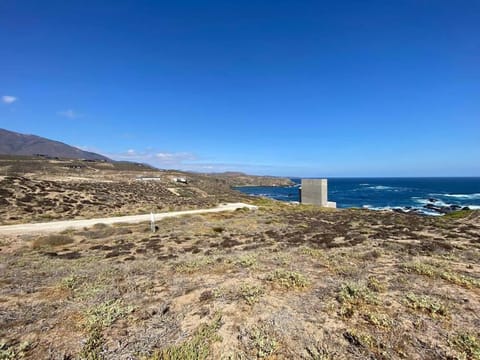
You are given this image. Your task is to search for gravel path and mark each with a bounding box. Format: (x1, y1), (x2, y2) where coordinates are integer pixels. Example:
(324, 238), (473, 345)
(0, 202), (257, 235)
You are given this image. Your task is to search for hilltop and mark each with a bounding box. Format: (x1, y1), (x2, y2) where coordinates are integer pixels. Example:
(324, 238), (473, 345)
(0, 128), (110, 161)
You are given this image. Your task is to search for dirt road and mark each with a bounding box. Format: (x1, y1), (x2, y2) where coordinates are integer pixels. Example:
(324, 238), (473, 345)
(0, 203), (258, 235)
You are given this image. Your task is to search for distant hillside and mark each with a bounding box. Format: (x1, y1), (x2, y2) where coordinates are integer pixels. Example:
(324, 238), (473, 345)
(208, 171), (294, 187)
(0, 128), (110, 161)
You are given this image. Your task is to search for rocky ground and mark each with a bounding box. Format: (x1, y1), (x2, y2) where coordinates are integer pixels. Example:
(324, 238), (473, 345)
(0, 199), (479, 359)
(0, 156), (291, 225)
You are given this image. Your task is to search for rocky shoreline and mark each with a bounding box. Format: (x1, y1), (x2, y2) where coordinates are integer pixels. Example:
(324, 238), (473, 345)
(392, 198), (472, 216)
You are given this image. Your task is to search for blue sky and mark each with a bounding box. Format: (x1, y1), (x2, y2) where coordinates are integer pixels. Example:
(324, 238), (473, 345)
(1, 0), (479, 176)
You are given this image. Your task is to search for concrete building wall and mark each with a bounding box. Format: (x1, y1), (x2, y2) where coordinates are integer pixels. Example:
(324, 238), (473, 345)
(301, 179), (328, 206)
(300, 179), (336, 208)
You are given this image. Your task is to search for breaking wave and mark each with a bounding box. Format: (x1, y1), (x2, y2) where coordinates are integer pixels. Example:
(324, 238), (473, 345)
(365, 185), (396, 190)
(442, 193), (480, 200)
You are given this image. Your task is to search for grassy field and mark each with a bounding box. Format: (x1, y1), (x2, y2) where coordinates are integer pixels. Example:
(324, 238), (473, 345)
(1, 200), (479, 359)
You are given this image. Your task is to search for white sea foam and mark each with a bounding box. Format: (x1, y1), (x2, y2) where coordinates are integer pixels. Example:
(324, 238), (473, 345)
(365, 204), (443, 216)
(366, 185), (395, 190)
(419, 210), (443, 216)
(412, 197), (429, 205)
(442, 193), (480, 200)
(366, 205), (401, 211)
(414, 198), (449, 207)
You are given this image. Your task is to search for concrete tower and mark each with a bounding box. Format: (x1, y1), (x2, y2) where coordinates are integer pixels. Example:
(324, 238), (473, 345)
(300, 179), (336, 208)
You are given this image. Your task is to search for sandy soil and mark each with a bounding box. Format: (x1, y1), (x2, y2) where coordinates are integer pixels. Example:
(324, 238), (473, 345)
(1, 200), (479, 359)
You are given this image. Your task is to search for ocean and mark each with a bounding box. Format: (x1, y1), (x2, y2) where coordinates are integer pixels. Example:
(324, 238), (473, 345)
(234, 178), (480, 216)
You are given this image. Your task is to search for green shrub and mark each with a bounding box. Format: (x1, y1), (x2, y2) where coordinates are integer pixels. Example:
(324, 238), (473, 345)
(403, 262), (480, 289)
(236, 254), (257, 268)
(239, 283), (264, 305)
(0, 341), (30, 360)
(249, 327), (278, 358)
(79, 325), (104, 360)
(443, 210), (472, 219)
(367, 276), (387, 292)
(404, 293), (448, 317)
(336, 282), (378, 318)
(267, 269), (309, 289)
(151, 314), (222, 360)
(86, 299), (134, 328)
(175, 257), (216, 274)
(337, 283), (377, 305)
(450, 333), (480, 360)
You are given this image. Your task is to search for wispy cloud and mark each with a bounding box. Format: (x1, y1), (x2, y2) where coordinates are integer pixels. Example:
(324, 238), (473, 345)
(83, 147), (297, 176)
(154, 152), (197, 164)
(57, 109), (82, 119)
(177, 161), (281, 174)
(107, 148), (292, 175)
(110, 149), (197, 167)
(2, 95), (17, 104)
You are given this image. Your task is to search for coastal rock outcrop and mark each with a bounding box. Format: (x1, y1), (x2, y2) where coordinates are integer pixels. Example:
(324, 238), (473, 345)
(423, 199), (468, 215)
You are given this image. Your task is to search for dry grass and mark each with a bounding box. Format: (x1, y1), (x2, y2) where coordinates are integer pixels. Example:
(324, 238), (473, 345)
(1, 203), (479, 359)
(149, 314), (222, 360)
(0, 167), (253, 225)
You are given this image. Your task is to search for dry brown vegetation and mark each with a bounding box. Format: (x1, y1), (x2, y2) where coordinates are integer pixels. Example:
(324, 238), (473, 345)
(0, 156), (265, 224)
(0, 175), (234, 224)
(1, 199), (479, 359)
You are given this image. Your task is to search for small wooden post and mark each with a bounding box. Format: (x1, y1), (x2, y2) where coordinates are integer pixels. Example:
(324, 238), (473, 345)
(150, 212), (156, 233)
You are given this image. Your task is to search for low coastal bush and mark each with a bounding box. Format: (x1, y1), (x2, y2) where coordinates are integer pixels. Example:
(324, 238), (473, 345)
(236, 254), (257, 268)
(337, 282), (377, 305)
(212, 226), (225, 233)
(404, 293), (448, 318)
(266, 269), (310, 289)
(150, 314), (222, 360)
(248, 327), (278, 358)
(337, 282), (378, 318)
(175, 256), (216, 274)
(0, 341), (31, 360)
(343, 330), (383, 355)
(367, 276), (387, 293)
(450, 333), (480, 360)
(86, 299), (134, 328)
(239, 283), (264, 305)
(31, 234), (74, 249)
(402, 261), (438, 277)
(403, 261), (480, 289)
(443, 210), (472, 219)
(363, 312), (393, 328)
(79, 325), (104, 360)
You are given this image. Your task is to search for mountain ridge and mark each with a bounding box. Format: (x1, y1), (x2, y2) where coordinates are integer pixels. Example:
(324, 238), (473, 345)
(0, 128), (110, 161)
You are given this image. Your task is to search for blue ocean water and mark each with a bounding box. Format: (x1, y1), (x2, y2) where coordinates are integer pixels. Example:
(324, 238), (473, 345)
(234, 178), (480, 215)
